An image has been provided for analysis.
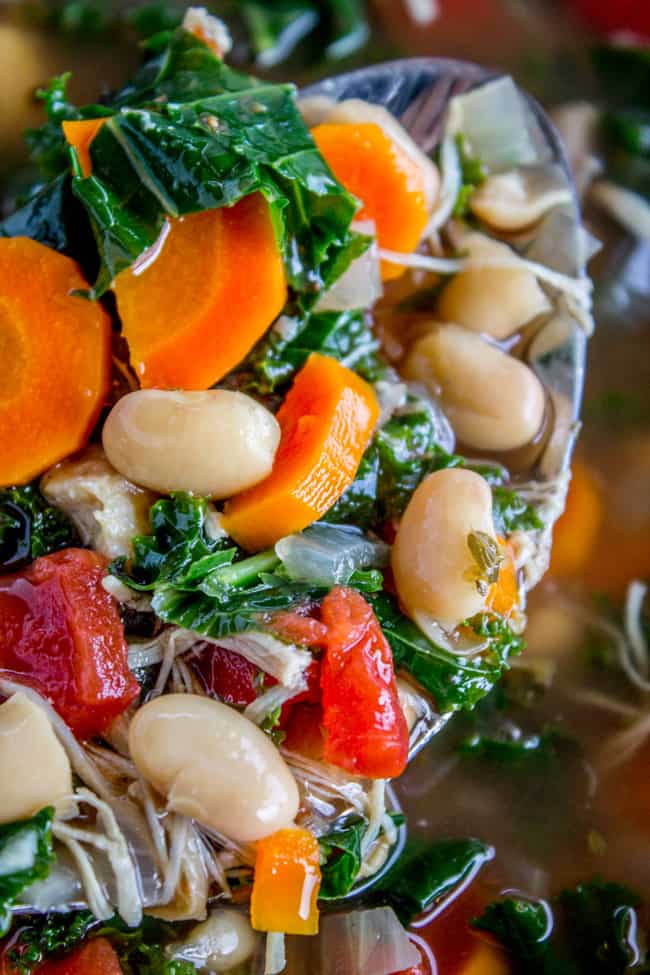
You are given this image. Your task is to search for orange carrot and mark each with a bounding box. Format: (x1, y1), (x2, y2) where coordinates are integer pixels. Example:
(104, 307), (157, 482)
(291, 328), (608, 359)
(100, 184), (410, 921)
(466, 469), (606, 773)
(487, 537), (519, 618)
(222, 353), (379, 550)
(0, 237), (111, 487)
(62, 118), (108, 178)
(550, 461), (603, 578)
(311, 122), (429, 280)
(251, 827), (321, 935)
(460, 943), (511, 975)
(113, 194), (286, 390)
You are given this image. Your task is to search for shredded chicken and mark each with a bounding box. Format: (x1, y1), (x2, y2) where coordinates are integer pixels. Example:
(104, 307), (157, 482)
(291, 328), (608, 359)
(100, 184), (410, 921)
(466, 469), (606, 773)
(41, 446), (155, 559)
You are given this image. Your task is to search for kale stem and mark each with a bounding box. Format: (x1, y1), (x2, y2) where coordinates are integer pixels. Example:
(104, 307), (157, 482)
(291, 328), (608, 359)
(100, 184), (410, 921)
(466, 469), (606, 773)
(215, 549), (280, 588)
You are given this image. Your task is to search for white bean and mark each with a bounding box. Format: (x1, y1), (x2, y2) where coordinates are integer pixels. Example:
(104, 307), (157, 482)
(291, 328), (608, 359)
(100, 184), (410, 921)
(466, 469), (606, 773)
(437, 232), (550, 339)
(173, 909), (259, 973)
(102, 389), (280, 499)
(403, 323), (546, 452)
(129, 694), (299, 843)
(392, 468), (496, 628)
(0, 693), (73, 824)
(469, 167), (572, 232)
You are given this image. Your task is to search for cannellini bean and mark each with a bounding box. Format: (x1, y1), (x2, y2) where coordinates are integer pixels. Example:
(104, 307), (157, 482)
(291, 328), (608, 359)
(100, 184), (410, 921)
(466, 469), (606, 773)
(300, 97), (440, 209)
(392, 468), (497, 628)
(129, 694), (299, 843)
(0, 693), (73, 824)
(403, 323), (546, 452)
(469, 166), (573, 232)
(172, 909), (259, 973)
(437, 232), (550, 339)
(102, 389), (280, 499)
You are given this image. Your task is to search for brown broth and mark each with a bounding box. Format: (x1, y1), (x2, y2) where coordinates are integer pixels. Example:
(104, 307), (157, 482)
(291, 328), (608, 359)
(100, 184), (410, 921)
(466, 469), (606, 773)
(1, 3), (649, 970)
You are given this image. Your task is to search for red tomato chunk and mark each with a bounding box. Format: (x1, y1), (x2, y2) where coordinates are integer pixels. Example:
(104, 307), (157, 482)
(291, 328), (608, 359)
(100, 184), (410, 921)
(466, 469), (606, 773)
(0, 549), (139, 739)
(193, 643), (259, 707)
(320, 586), (408, 779)
(38, 938), (123, 975)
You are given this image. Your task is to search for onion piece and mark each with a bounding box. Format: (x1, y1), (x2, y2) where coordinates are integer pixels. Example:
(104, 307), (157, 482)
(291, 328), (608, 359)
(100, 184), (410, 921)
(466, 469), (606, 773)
(447, 76), (549, 171)
(320, 907), (421, 975)
(202, 631), (311, 689)
(276, 524), (389, 587)
(315, 221), (383, 312)
(425, 135), (461, 235)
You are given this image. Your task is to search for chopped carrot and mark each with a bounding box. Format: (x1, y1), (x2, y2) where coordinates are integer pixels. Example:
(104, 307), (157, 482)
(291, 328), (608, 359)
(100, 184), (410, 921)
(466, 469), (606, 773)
(460, 943), (511, 975)
(251, 828), (321, 935)
(487, 538), (519, 618)
(311, 122), (429, 280)
(62, 118), (108, 178)
(0, 237), (111, 487)
(223, 353), (379, 550)
(550, 461), (603, 577)
(113, 193), (286, 390)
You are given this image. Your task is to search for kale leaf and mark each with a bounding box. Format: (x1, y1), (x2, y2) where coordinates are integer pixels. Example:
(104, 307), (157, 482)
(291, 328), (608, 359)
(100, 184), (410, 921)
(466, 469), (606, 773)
(234, 307), (383, 396)
(0, 809), (55, 937)
(318, 816), (366, 900)
(23, 28), (360, 296)
(111, 493), (323, 638)
(491, 486), (543, 534)
(372, 838), (494, 925)
(0, 484), (78, 571)
(459, 727), (563, 769)
(8, 914), (195, 975)
(474, 879), (648, 975)
(369, 592), (523, 713)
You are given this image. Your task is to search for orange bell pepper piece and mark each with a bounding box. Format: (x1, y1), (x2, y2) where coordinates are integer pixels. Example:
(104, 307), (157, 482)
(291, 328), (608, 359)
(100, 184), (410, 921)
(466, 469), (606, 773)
(251, 828), (321, 935)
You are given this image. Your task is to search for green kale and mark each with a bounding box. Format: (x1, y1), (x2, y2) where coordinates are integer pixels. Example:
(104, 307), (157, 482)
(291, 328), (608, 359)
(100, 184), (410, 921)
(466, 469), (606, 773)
(10, 29), (361, 299)
(0, 484), (78, 571)
(459, 727), (563, 769)
(0, 809), (55, 936)
(369, 593), (523, 713)
(474, 879), (648, 975)
(318, 816), (366, 900)
(492, 486), (543, 534)
(372, 838), (494, 925)
(235, 306), (383, 396)
(111, 494), (323, 638)
(9, 914), (196, 975)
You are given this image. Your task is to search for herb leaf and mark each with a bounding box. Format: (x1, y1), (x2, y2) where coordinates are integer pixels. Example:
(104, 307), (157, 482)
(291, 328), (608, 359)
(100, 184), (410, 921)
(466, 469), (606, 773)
(372, 838), (494, 925)
(492, 486), (543, 534)
(0, 809), (55, 936)
(318, 816), (366, 900)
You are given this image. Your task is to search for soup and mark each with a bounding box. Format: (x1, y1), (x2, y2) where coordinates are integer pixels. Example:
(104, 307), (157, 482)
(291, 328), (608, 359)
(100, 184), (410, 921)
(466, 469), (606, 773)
(0, 3), (649, 975)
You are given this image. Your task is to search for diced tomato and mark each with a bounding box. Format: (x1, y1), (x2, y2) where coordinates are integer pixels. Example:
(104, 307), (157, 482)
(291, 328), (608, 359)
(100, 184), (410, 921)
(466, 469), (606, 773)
(0, 550), (138, 739)
(267, 609), (328, 648)
(319, 586), (409, 779)
(282, 702), (325, 761)
(192, 643), (259, 706)
(38, 939), (122, 975)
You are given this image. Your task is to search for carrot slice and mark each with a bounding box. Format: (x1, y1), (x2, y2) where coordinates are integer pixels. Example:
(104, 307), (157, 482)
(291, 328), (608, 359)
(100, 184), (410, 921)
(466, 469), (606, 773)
(550, 461), (603, 578)
(251, 827), (321, 935)
(222, 353), (379, 550)
(487, 537), (519, 618)
(62, 118), (108, 177)
(113, 193), (287, 390)
(311, 122), (429, 280)
(0, 237), (111, 487)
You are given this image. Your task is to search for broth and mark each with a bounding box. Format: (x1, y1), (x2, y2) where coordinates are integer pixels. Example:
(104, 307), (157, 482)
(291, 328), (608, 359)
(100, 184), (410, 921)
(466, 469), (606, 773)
(0, 2), (649, 972)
